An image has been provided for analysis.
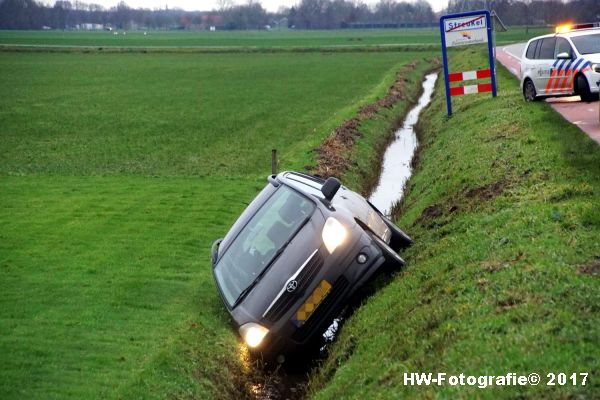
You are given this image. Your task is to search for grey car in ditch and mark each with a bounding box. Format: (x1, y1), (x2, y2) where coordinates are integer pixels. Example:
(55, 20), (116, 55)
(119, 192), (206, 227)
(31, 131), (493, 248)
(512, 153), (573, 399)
(210, 171), (411, 359)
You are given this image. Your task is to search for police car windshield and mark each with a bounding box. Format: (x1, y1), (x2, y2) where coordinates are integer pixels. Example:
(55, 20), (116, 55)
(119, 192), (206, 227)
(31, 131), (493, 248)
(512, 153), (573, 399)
(571, 34), (600, 55)
(214, 185), (315, 307)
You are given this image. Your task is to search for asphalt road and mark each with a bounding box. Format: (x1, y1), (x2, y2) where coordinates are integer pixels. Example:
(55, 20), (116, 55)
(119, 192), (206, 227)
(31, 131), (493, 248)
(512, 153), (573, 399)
(498, 43), (600, 144)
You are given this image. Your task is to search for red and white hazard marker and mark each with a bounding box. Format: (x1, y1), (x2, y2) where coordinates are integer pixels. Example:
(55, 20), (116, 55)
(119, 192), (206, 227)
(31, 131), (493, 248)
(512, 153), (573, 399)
(450, 83), (493, 96)
(448, 68), (493, 96)
(448, 68), (491, 82)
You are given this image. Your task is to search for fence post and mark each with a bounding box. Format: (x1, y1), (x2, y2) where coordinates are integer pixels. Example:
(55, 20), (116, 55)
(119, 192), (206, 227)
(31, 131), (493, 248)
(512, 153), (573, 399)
(271, 149), (277, 175)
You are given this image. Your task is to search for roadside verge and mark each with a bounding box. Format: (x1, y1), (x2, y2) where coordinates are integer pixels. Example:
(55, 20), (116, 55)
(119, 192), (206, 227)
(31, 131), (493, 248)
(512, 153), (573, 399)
(308, 47), (600, 399)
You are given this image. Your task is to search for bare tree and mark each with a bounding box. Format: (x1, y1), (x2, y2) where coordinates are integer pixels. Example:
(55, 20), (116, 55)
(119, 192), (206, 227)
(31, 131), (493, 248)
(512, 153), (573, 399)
(216, 0), (235, 12)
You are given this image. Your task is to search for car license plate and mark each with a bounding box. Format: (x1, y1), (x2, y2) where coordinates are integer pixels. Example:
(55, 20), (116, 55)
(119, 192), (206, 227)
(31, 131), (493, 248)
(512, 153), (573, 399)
(292, 280), (331, 327)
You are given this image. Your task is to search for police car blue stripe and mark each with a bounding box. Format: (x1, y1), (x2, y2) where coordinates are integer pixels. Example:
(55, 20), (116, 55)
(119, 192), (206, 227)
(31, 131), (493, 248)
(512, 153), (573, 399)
(571, 58), (584, 71)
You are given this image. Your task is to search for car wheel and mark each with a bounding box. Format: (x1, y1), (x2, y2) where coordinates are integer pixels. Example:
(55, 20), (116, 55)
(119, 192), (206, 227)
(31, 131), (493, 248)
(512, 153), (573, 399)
(368, 231), (405, 269)
(523, 79), (538, 102)
(576, 74), (597, 102)
(379, 213), (412, 250)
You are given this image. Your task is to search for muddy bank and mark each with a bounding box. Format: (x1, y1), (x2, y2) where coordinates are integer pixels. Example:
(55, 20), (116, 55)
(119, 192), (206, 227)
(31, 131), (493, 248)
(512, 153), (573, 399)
(310, 59), (441, 197)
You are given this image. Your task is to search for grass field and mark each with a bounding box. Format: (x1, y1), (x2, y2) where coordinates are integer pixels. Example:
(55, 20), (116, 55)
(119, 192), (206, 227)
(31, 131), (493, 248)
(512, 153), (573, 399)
(0, 45), (436, 398)
(3, 27), (595, 399)
(309, 47), (600, 398)
(0, 27), (551, 49)
(1, 52), (416, 176)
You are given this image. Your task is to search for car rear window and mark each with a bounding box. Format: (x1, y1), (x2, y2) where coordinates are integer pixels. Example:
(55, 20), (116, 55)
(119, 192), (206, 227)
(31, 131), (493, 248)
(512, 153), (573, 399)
(526, 40), (539, 59)
(214, 185), (315, 307)
(571, 34), (600, 55)
(538, 38), (557, 59)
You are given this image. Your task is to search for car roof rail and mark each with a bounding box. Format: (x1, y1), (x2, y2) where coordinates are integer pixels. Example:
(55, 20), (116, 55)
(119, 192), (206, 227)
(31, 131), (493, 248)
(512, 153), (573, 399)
(268, 174), (280, 187)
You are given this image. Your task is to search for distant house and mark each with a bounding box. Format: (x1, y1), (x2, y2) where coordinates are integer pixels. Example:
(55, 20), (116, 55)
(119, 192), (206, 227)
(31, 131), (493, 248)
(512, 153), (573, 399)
(200, 14), (223, 30)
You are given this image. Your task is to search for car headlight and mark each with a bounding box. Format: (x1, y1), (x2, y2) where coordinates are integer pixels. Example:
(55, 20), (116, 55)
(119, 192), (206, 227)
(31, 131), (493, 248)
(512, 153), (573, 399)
(239, 323), (269, 348)
(322, 217), (347, 253)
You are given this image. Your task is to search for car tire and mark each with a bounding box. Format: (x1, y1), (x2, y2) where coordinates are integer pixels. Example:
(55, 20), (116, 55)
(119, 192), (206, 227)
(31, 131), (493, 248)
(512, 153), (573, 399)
(368, 231), (405, 269)
(523, 79), (538, 102)
(576, 74), (598, 102)
(379, 214), (413, 250)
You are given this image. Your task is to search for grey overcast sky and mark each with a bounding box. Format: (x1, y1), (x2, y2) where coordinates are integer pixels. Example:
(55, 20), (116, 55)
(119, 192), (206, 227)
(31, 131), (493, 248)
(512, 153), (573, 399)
(44, 0), (449, 13)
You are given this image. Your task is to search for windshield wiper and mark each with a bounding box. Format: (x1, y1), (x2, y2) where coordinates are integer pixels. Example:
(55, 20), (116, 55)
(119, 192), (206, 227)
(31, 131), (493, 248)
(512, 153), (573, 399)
(233, 247), (286, 307)
(231, 215), (312, 307)
(233, 283), (256, 308)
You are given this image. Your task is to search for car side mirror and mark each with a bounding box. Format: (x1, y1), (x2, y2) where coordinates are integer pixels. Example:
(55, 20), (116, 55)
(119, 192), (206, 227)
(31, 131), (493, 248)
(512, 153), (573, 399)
(267, 174), (280, 187)
(556, 52), (571, 60)
(211, 239), (222, 267)
(321, 177), (341, 201)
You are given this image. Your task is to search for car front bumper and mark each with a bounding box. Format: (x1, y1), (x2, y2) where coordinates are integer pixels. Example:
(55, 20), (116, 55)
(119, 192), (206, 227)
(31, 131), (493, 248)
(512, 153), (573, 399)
(252, 229), (386, 358)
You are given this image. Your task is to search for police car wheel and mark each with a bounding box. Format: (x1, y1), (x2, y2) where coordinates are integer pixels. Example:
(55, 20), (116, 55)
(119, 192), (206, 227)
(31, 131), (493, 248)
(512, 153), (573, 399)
(576, 75), (595, 102)
(523, 79), (538, 102)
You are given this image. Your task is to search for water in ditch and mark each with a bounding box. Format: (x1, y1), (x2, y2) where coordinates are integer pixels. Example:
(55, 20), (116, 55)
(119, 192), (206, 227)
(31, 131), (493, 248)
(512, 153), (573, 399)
(369, 72), (438, 216)
(250, 72), (438, 399)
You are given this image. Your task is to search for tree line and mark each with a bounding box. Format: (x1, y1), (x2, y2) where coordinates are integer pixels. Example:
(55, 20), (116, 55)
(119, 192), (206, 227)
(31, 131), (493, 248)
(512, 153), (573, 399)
(0, 0), (598, 30)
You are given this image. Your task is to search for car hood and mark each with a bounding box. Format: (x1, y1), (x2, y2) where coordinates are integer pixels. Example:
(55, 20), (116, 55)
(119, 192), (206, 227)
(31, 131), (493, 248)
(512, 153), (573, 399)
(281, 172), (390, 242)
(332, 185), (391, 243)
(585, 53), (600, 63)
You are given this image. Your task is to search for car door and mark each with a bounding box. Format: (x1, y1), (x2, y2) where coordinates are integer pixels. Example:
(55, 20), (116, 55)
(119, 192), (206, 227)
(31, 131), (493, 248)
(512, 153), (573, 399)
(535, 37), (557, 95)
(551, 37), (576, 95)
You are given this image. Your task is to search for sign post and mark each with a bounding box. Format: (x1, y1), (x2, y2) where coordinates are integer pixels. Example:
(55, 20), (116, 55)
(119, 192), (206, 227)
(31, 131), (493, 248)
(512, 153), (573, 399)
(440, 10), (497, 116)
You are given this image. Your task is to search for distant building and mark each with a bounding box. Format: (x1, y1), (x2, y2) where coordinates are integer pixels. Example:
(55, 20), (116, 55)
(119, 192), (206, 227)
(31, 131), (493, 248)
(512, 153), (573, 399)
(77, 23), (104, 30)
(200, 14), (223, 30)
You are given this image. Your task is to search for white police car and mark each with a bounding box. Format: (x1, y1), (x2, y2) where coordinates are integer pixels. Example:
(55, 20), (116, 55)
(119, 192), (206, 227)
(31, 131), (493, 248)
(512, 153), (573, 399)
(520, 25), (600, 102)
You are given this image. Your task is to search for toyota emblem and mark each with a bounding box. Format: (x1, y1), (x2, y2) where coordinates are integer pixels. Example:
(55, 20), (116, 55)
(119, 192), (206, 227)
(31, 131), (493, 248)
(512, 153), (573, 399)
(286, 280), (298, 293)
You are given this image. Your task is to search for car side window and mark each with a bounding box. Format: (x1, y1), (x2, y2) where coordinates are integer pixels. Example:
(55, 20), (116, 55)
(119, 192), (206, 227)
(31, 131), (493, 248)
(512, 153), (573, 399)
(534, 39), (543, 59)
(538, 38), (557, 59)
(554, 38), (573, 58)
(526, 40), (539, 59)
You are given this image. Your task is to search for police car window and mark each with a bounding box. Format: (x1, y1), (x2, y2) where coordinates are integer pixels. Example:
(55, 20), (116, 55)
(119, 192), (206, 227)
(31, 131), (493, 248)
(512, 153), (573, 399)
(534, 39), (543, 59)
(571, 34), (600, 55)
(554, 38), (572, 58)
(538, 38), (556, 59)
(526, 40), (538, 59)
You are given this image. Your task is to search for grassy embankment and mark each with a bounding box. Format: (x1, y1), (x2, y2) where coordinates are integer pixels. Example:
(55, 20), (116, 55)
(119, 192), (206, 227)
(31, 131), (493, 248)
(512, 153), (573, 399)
(309, 46), (600, 398)
(0, 27), (550, 50)
(0, 49), (435, 398)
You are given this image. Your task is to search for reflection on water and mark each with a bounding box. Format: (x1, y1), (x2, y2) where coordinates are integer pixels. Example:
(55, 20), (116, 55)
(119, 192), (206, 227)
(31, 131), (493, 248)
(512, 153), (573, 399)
(238, 341), (307, 400)
(369, 73), (438, 216)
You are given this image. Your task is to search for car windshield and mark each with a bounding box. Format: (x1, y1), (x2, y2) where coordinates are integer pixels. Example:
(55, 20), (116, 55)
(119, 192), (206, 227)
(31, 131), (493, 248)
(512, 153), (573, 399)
(214, 185), (315, 307)
(570, 34), (600, 55)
